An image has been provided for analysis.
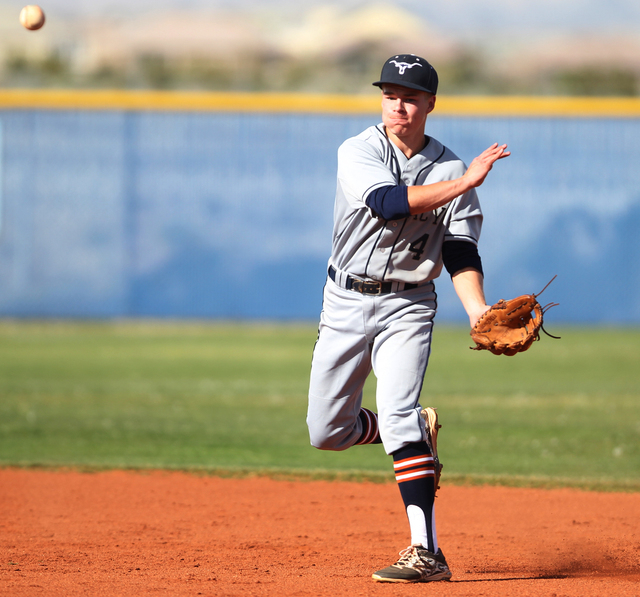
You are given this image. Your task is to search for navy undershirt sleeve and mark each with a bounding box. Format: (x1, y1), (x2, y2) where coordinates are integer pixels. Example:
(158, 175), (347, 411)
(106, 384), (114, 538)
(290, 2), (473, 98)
(365, 188), (483, 277)
(365, 185), (411, 220)
(442, 240), (484, 277)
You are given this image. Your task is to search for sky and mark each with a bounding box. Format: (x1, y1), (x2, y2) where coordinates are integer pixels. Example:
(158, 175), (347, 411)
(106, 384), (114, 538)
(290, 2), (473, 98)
(6, 0), (640, 37)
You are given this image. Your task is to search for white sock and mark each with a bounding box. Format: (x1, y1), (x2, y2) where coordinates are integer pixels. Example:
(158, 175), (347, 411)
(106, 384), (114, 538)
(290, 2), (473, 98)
(406, 504), (438, 552)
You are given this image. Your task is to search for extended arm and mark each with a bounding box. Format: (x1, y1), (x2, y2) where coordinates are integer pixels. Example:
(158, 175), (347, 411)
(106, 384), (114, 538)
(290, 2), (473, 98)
(407, 143), (509, 215)
(452, 268), (490, 328)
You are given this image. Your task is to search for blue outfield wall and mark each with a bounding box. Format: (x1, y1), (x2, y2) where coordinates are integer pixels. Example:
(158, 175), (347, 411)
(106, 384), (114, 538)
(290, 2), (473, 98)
(0, 103), (639, 323)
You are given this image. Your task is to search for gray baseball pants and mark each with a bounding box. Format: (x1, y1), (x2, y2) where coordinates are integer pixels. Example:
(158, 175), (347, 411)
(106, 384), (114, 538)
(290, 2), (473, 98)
(307, 278), (437, 455)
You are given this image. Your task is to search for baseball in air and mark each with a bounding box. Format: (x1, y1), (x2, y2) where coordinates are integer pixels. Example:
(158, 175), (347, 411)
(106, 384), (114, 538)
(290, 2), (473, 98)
(20, 5), (46, 30)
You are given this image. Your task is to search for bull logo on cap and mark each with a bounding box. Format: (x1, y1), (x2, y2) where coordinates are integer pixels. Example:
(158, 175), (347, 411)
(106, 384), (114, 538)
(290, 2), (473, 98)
(390, 60), (423, 75)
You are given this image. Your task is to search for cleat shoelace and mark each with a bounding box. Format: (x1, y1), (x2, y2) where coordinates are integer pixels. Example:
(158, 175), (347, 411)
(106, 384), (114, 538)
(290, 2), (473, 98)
(392, 546), (431, 571)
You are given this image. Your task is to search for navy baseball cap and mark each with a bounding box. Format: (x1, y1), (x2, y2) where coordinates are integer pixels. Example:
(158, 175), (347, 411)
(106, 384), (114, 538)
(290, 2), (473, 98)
(373, 54), (438, 95)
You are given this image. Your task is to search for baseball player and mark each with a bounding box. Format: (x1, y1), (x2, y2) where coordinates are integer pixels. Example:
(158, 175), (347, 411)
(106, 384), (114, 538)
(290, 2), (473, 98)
(307, 54), (509, 583)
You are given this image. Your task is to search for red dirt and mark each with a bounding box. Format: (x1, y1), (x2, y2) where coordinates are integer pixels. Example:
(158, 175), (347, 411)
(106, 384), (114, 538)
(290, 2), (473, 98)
(1, 468), (639, 596)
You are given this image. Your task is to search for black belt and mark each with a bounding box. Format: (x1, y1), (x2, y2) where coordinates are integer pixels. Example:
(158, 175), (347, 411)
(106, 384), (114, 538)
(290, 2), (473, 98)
(328, 266), (418, 295)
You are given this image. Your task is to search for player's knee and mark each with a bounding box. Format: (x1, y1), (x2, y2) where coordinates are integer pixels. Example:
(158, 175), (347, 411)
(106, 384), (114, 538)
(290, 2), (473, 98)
(307, 396), (359, 450)
(308, 427), (338, 451)
(310, 437), (336, 451)
(307, 422), (350, 451)
(310, 438), (349, 451)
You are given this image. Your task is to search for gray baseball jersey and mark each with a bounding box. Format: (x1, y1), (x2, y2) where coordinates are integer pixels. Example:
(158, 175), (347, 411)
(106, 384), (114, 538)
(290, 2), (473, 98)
(309, 123), (484, 455)
(330, 124), (482, 285)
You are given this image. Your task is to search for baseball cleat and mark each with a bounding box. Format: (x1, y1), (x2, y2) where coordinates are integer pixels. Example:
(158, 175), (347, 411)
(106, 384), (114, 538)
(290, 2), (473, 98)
(372, 545), (452, 583)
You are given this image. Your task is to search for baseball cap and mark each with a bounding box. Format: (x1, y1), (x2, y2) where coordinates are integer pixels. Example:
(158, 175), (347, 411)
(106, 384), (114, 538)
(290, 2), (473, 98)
(372, 54), (438, 95)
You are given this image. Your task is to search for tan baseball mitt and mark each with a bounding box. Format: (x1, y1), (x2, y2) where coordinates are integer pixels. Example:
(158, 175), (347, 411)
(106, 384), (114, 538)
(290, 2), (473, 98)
(470, 276), (560, 356)
(420, 407), (443, 496)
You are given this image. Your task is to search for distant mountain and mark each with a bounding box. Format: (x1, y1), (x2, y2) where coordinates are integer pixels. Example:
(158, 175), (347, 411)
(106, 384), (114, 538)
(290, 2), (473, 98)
(1, 1), (639, 93)
(3, 0), (640, 35)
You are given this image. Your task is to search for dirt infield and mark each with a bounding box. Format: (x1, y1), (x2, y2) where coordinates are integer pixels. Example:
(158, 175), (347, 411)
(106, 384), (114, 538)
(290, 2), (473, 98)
(1, 469), (639, 596)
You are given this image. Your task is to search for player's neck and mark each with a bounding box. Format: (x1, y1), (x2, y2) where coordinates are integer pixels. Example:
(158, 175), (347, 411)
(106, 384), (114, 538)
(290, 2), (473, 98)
(386, 128), (427, 159)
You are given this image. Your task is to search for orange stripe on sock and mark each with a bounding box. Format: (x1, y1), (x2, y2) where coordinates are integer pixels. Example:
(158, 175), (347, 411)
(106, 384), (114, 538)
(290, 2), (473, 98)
(356, 408), (379, 445)
(395, 469), (434, 483)
(362, 409), (376, 444)
(393, 456), (433, 471)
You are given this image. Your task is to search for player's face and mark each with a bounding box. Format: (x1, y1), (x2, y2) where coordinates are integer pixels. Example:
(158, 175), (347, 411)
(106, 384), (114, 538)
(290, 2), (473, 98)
(381, 85), (435, 141)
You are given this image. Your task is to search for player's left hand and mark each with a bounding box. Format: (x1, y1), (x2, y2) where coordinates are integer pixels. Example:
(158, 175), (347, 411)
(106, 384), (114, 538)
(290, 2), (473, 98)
(469, 304), (491, 329)
(469, 277), (560, 356)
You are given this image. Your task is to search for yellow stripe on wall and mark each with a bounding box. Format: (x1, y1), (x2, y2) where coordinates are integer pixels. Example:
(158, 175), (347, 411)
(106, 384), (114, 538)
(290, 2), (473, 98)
(438, 96), (640, 117)
(1, 89), (640, 117)
(0, 89), (378, 114)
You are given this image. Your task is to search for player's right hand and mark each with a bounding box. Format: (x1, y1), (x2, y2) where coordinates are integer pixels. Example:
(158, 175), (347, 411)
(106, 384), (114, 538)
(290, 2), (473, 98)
(464, 143), (510, 188)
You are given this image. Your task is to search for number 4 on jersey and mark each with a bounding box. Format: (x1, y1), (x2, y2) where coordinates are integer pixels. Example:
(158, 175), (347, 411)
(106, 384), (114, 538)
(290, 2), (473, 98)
(408, 233), (429, 260)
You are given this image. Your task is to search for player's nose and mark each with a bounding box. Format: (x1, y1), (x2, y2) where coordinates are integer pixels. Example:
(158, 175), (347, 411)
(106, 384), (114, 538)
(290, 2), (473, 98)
(393, 99), (407, 112)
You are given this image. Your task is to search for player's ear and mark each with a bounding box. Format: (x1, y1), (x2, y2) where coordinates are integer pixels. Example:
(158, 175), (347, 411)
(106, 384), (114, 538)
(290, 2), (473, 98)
(426, 94), (436, 114)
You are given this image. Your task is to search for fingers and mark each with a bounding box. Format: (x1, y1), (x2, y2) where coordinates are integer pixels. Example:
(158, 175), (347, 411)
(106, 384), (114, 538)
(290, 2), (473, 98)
(484, 143), (509, 157)
(491, 143), (510, 159)
(476, 144), (510, 167)
(495, 144), (510, 159)
(464, 143), (510, 187)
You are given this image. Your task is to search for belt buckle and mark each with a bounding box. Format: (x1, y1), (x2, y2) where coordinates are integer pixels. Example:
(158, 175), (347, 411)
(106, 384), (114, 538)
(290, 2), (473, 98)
(352, 279), (382, 295)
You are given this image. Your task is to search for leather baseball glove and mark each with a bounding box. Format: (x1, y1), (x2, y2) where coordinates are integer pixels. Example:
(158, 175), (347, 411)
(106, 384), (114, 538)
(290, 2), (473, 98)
(470, 276), (560, 356)
(421, 407), (442, 496)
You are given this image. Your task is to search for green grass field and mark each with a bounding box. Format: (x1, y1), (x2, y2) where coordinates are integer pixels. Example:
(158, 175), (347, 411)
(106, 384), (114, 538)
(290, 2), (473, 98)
(1, 320), (638, 491)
